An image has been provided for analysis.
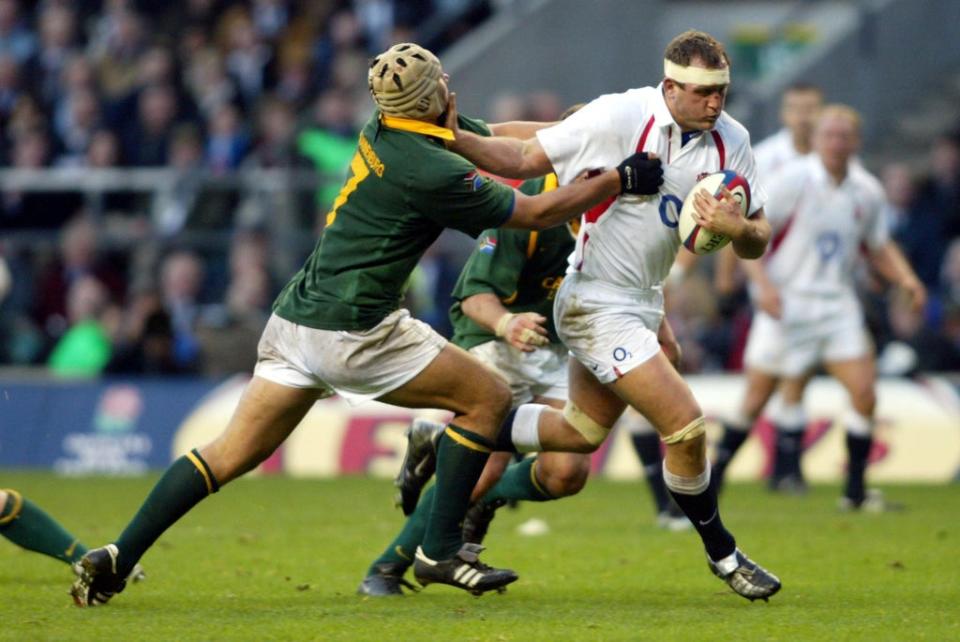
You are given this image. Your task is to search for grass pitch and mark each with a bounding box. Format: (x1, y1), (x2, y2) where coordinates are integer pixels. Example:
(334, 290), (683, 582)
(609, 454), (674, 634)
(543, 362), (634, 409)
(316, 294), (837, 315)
(2, 472), (958, 641)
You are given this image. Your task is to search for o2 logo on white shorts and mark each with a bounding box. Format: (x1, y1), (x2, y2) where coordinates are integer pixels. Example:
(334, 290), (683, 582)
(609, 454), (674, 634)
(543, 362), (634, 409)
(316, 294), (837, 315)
(613, 347), (632, 362)
(658, 194), (682, 228)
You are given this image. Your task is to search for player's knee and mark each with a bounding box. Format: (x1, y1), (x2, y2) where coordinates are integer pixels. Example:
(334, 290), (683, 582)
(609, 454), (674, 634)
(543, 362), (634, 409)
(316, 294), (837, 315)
(538, 456), (590, 497)
(562, 401), (612, 453)
(851, 385), (876, 416)
(661, 416), (708, 464)
(661, 415), (706, 445)
(466, 375), (512, 428)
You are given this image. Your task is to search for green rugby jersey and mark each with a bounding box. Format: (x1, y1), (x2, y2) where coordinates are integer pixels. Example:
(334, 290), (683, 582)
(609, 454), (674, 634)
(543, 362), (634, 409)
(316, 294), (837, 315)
(273, 112), (516, 330)
(450, 174), (578, 350)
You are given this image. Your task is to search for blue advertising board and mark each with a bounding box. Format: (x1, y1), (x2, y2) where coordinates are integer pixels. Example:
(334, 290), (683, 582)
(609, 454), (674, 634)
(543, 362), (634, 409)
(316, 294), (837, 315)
(0, 378), (218, 473)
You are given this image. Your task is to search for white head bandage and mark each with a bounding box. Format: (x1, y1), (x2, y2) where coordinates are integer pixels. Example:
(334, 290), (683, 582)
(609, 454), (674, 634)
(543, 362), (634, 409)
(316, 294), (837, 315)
(664, 59), (730, 86)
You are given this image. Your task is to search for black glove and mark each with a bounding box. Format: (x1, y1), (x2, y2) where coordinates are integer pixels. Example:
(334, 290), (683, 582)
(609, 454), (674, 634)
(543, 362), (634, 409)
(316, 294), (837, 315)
(616, 152), (663, 195)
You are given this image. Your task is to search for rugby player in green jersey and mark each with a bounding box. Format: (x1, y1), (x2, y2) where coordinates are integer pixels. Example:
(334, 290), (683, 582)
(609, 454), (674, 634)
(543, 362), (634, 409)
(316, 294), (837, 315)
(358, 170), (688, 595)
(70, 43), (666, 605)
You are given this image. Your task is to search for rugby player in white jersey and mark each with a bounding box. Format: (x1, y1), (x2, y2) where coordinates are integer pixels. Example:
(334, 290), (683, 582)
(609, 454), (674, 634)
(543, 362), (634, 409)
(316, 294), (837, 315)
(712, 83), (825, 493)
(732, 105), (925, 510)
(445, 30), (781, 601)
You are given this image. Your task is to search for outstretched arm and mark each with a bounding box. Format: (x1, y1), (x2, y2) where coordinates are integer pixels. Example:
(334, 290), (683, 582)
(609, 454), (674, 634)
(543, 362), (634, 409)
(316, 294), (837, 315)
(741, 257), (782, 319)
(488, 121), (556, 140)
(868, 241), (927, 311)
(447, 93), (554, 179)
(505, 170), (620, 230)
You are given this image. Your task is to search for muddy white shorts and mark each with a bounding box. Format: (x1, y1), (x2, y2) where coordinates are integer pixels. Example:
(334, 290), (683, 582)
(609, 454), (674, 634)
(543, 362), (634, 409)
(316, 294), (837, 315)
(469, 340), (568, 407)
(553, 273), (664, 384)
(253, 310), (447, 404)
(743, 295), (872, 377)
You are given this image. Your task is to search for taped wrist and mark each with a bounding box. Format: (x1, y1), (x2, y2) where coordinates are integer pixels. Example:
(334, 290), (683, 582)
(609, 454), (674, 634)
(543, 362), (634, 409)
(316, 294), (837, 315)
(495, 313), (515, 338)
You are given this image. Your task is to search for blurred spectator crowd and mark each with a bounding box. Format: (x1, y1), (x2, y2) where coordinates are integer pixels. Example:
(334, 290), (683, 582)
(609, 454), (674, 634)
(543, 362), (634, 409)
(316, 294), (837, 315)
(0, 0), (493, 376)
(0, 1), (957, 378)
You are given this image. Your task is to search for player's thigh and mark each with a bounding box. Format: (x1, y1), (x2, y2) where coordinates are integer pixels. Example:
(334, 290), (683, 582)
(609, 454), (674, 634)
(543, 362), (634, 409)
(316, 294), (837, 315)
(740, 368), (780, 419)
(201, 376), (322, 483)
(608, 350), (701, 436)
(824, 355), (876, 412)
(568, 358), (627, 428)
(379, 343), (511, 424)
(778, 371), (813, 405)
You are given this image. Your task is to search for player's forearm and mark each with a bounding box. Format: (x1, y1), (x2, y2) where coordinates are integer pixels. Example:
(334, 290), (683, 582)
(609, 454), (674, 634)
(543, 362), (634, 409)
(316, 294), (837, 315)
(451, 131), (545, 179)
(489, 121), (555, 140)
(740, 254), (773, 289)
(731, 216), (771, 260)
(461, 293), (511, 334)
(870, 242), (920, 288)
(505, 170), (620, 230)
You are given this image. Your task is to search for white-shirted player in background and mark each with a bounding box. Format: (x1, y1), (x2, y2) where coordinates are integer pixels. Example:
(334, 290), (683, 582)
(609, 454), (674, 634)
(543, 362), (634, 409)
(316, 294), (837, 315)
(712, 83), (825, 493)
(725, 105), (926, 510)
(446, 30), (781, 601)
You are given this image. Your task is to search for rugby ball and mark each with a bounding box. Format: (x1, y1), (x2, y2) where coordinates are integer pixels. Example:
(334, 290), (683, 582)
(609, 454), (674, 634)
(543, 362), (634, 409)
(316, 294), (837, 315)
(678, 170), (751, 255)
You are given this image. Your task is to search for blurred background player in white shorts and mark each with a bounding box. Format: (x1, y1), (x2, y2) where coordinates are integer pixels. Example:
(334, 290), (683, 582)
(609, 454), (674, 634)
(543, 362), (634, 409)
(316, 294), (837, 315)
(713, 105), (926, 510)
(711, 83), (825, 493)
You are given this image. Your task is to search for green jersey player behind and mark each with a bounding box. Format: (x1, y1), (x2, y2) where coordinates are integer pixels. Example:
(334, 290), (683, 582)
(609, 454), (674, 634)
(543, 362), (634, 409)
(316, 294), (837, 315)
(70, 42), (665, 605)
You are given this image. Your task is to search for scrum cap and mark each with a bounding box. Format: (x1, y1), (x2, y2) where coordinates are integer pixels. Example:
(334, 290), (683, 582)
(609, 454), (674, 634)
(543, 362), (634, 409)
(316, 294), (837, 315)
(368, 43), (445, 121)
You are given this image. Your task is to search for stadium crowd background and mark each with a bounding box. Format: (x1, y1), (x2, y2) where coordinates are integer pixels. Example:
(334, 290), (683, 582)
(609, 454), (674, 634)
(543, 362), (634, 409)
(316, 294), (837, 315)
(0, 0), (958, 379)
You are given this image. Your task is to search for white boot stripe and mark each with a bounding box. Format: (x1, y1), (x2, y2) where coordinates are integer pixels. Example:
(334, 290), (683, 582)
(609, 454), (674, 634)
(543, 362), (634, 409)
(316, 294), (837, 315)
(453, 565), (469, 581)
(467, 572), (482, 588)
(460, 568), (478, 585)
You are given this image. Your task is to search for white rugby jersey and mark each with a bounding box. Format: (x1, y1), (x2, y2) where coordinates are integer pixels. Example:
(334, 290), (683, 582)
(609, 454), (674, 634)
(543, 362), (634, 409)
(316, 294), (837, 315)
(537, 85), (766, 289)
(763, 154), (888, 299)
(753, 128), (808, 182)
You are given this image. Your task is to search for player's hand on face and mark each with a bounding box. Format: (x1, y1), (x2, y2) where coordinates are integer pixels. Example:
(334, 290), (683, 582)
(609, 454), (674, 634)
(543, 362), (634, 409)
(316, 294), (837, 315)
(504, 312), (549, 352)
(443, 91), (460, 148)
(757, 283), (783, 319)
(692, 187), (746, 237)
(616, 152), (662, 195)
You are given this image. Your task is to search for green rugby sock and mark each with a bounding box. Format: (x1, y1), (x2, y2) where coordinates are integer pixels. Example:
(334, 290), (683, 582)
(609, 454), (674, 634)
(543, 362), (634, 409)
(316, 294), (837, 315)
(420, 425), (493, 560)
(481, 457), (554, 504)
(368, 485), (435, 574)
(0, 490), (88, 564)
(114, 449), (219, 577)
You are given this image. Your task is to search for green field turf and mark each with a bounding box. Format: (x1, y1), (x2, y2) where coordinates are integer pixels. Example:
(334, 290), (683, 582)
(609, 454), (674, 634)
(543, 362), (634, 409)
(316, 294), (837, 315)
(2, 472), (958, 641)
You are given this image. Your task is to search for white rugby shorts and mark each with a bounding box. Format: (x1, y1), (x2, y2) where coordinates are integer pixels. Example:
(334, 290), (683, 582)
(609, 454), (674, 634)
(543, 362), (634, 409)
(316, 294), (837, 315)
(553, 273), (663, 384)
(253, 310), (447, 404)
(743, 296), (872, 377)
(469, 340), (568, 407)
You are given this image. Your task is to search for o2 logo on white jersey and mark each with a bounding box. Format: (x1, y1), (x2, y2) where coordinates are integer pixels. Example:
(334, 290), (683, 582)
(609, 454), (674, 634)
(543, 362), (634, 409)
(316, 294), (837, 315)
(613, 347), (632, 362)
(658, 194), (682, 229)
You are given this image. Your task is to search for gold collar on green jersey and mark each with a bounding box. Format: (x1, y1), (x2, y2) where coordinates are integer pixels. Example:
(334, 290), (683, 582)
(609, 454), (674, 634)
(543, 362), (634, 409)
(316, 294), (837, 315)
(380, 114), (456, 141)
